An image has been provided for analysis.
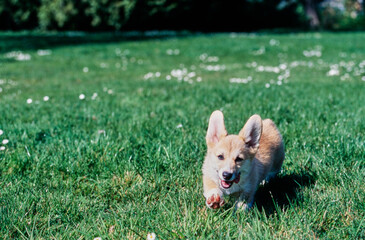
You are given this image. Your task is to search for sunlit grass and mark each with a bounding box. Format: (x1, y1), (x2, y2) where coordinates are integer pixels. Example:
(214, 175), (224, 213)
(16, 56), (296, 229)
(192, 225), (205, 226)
(0, 32), (364, 239)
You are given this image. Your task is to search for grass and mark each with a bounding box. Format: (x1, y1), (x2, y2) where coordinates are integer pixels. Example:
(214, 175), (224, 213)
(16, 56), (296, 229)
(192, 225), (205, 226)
(0, 31), (364, 239)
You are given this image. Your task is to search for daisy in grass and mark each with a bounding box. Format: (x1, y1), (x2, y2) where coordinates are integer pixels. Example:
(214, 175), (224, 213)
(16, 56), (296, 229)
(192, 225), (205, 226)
(147, 232), (156, 240)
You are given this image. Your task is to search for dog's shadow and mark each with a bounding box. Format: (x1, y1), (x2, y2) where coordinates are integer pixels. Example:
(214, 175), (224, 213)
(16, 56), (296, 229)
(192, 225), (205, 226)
(252, 170), (316, 215)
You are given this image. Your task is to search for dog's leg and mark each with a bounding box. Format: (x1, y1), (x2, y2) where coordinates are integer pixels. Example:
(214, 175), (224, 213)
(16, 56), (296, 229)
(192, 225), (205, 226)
(235, 189), (256, 212)
(235, 194), (249, 212)
(203, 176), (224, 209)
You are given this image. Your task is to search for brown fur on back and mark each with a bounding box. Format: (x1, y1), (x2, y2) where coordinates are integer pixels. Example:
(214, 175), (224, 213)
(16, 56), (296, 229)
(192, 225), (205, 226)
(256, 119), (285, 177)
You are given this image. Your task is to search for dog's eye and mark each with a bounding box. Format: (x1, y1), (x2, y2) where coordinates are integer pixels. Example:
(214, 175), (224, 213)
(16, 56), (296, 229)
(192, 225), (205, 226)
(217, 155), (224, 160)
(235, 157), (244, 162)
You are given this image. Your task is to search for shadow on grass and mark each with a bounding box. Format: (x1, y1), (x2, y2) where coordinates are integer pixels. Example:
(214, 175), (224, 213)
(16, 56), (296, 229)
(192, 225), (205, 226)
(254, 170), (316, 215)
(0, 31), (195, 53)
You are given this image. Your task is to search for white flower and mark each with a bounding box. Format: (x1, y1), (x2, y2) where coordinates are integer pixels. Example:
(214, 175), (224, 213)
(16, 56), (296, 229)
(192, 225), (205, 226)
(147, 232), (156, 240)
(199, 53), (208, 61)
(93, 237), (102, 240)
(327, 69), (339, 76)
(362, 76), (365, 81)
(0, 129), (3, 135)
(340, 73), (350, 81)
(188, 72), (196, 78)
(18, 53), (31, 60)
(37, 49), (52, 56)
(91, 93), (98, 100)
(0, 146), (5, 151)
(2, 139), (9, 145)
(107, 89), (113, 94)
(166, 75), (171, 80)
(83, 67), (89, 73)
(265, 83), (270, 88)
(5, 51), (31, 61)
(155, 72), (161, 77)
(176, 124), (183, 129)
(204, 65), (225, 71)
(43, 96), (49, 101)
(79, 94), (85, 100)
(253, 47), (265, 55)
(229, 77), (252, 84)
(207, 56), (219, 62)
(27, 98), (33, 104)
(270, 39), (279, 46)
(303, 49), (322, 57)
(144, 72), (153, 80)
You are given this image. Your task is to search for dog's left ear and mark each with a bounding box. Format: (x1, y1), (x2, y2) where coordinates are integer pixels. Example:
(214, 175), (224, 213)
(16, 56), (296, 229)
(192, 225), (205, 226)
(239, 114), (263, 153)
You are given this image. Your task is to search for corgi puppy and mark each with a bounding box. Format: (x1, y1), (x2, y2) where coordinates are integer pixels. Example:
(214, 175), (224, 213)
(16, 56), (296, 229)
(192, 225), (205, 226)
(202, 110), (285, 210)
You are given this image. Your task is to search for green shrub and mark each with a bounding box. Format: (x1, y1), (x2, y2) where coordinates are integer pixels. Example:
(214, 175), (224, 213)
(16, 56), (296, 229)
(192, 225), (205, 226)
(0, 0), (364, 30)
(82, 0), (137, 30)
(38, 0), (78, 29)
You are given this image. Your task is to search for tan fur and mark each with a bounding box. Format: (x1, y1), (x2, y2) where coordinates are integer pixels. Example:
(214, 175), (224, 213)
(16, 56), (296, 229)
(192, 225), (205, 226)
(202, 110), (285, 210)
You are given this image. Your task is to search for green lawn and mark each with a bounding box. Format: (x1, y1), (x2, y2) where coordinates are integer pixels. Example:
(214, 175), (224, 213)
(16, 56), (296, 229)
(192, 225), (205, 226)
(0, 31), (364, 239)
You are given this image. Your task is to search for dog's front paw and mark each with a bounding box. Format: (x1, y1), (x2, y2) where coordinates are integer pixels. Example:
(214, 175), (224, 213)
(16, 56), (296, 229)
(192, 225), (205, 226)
(235, 201), (253, 212)
(205, 189), (224, 209)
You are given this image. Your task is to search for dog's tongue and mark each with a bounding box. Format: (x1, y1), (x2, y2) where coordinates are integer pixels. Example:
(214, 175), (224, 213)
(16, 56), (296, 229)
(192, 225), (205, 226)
(221, 174), (241, 189)
(221, 180), (231, 188)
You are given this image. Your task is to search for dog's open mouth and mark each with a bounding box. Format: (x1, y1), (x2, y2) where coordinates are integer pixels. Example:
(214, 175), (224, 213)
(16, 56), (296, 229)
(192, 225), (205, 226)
(220, 174), (241, 189)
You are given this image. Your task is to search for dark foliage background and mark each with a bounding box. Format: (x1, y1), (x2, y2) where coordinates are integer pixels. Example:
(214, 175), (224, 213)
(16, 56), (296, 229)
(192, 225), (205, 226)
(0, 0), (364, 31)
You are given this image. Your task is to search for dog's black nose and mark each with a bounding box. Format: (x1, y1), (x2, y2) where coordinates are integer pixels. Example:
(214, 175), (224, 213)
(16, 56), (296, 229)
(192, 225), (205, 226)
(222, 172), (233, 180)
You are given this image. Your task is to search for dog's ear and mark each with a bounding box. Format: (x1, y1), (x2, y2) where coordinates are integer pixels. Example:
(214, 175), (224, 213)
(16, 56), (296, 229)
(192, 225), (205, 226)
(206, 110), (227, 148)
(239, 114), (262, 153)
